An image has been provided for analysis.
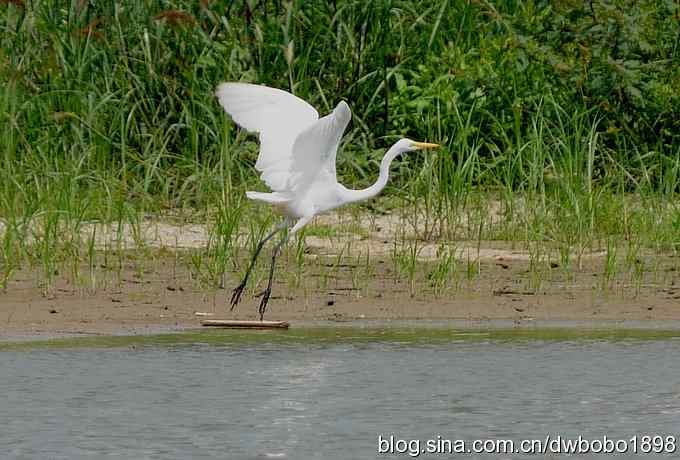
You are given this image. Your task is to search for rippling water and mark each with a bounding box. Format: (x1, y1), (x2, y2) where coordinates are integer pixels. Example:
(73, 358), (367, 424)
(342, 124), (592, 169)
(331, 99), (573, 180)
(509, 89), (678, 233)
(2, 331), (680, 459)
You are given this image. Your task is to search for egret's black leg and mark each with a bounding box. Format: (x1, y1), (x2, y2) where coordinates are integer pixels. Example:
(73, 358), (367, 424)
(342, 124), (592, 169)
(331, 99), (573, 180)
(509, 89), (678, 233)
(230, 222), (287, 310)
(258, 233), (289, 320)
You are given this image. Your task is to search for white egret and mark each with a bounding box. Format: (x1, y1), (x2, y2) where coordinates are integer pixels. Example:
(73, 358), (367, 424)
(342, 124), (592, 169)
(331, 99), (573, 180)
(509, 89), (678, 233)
(216, 83), (438, 319)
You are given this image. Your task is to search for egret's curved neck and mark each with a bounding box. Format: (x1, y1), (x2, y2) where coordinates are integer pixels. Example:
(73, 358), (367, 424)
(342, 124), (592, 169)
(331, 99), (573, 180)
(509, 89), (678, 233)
(344, 142), (405, 203)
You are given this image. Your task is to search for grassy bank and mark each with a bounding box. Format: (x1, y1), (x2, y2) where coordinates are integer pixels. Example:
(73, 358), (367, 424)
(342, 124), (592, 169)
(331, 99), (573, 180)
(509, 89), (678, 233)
(1, 0), (679, 298)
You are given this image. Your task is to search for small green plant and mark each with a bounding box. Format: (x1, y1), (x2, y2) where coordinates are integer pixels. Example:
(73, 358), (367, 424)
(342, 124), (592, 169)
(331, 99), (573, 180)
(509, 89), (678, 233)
(427, 243), (457, 296)
(392, 237), (421, 298)
(601, 238), (618, 292)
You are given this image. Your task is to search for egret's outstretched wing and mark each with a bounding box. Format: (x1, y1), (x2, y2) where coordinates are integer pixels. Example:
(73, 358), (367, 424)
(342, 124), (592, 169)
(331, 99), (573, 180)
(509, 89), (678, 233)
(215, 83), (319, 191)
(288, 101), (351, 192)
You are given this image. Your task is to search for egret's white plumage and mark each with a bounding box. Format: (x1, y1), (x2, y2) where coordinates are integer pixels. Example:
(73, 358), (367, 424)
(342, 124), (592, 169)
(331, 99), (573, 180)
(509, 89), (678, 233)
(216, 83), (354, 221)
(215, 83), (319, 192)
(215, 82), (438, 318)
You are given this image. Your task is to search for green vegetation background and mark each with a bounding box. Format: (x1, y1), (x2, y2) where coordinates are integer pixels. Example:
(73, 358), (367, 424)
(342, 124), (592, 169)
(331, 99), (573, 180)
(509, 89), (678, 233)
(1, 0), (679, 290)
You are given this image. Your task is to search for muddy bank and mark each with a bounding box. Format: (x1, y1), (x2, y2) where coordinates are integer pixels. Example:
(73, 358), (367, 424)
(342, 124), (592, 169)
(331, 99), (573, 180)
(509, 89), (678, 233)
(1, 245), (678, 339)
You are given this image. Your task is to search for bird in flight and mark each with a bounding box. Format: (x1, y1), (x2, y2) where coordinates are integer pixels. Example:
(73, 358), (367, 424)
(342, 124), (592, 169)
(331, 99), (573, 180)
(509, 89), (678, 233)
(215, 83), (438, 320)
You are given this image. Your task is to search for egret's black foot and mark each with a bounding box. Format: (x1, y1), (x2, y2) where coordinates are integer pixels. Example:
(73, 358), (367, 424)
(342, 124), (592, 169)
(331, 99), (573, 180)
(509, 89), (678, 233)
(230, 282), (247, 310)
(258, 287), (272, 320)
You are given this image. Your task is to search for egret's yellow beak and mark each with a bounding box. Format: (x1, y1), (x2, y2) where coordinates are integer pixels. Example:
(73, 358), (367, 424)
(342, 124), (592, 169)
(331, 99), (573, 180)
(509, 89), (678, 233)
(413, 141), (440, 150)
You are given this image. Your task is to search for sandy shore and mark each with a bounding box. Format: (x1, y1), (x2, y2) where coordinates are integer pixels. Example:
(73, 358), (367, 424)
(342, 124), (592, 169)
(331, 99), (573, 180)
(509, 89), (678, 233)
(2, 248), (679, 340)
(2, 211), (679, 340)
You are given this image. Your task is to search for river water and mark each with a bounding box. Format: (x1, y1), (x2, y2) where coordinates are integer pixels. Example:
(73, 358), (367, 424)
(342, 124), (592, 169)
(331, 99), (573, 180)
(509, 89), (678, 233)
(2, 328), (680, 459)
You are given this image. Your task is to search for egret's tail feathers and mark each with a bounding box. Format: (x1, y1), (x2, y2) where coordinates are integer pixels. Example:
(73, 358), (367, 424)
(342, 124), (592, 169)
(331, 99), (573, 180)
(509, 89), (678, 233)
(245, 191), (291, 204)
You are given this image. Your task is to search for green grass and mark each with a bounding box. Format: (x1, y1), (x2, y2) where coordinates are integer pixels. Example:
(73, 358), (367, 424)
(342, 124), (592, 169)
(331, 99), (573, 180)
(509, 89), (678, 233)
(0, 0), (679, 296)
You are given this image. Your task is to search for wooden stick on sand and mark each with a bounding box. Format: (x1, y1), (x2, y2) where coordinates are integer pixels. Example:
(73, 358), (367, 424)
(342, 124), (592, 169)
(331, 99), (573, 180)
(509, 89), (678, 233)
(201, 319), (290, 329)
